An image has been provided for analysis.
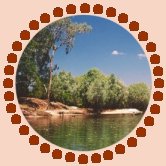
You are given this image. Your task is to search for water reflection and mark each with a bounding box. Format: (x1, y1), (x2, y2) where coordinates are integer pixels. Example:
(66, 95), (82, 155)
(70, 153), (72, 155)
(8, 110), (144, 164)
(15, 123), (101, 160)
(26, 114), (142, 151)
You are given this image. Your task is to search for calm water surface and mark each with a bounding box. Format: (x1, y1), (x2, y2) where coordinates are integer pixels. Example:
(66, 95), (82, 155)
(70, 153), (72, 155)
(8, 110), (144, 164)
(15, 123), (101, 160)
(27, 114), (142, 151)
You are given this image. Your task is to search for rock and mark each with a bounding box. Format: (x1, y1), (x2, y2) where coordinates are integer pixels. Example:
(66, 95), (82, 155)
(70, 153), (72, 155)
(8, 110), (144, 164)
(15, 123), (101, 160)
(49, 102), (70, 110)
(70, 106), (78, 110)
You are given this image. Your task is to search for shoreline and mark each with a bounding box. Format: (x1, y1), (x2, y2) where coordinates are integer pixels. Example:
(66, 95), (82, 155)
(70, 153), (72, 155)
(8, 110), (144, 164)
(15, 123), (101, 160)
(19, 98), (143, 117)
(45, 108), (143, 116)
(23, 108), (143, 117)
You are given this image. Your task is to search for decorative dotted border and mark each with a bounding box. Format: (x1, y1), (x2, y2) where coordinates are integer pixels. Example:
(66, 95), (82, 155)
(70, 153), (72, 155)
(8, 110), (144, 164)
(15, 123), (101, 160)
(3, 3), (164, 164)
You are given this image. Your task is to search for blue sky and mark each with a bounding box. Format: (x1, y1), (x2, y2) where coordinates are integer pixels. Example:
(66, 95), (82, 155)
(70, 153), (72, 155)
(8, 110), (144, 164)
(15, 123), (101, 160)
(53, 15), (151, 86)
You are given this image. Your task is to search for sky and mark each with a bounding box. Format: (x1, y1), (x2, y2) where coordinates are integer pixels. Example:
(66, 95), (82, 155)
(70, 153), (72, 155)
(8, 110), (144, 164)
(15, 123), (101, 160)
(52, 15), (151, 86)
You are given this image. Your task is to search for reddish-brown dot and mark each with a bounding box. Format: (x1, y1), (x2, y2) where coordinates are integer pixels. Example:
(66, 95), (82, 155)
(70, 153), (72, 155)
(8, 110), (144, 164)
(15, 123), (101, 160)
(40, 13), (50, 23)
(103, 150), (113, 160)
(40, 143), (50, 153)
(66, 4), (76, 14)
(138, 31), (148, 41)
(78, 154), (88, 164)
(146, 42), (156, 52)
(150, 104), (160, 114)
(106, 7), (116, 17)
(154, 78), (164, 88)
(29, 20), (39, 30)
(136, 127), (146, 137)
(153, 91), (163, 101)
(6, 103), (16, 113)
(127, 137), (137, 147)
(153, 66), (163, 76)
(91, 153), (101, 163)
(118, 13), (128, 23)
(7, 53), (17, 63)
(144, 116), (154, 126)
(3, 78), (13, 88)
(129, 21), (139, 31)
(19, 125), (29, 135)
(29, 135), (39, 145)
(53, 7), (63, 17)
(52, 149), (62, 159)
(65, 152), (75, 162)
(12, 41), (22, 51)
(150, 54), (160, 64)
(93, 4), (103, 14)
(80, 3), (90, 13)
(11, 114), (21, 124)
(4, 65), (14, 75)
(115, 144), (125, 154)
(20, 30), (30, 40)
(4, 91), (14, 101)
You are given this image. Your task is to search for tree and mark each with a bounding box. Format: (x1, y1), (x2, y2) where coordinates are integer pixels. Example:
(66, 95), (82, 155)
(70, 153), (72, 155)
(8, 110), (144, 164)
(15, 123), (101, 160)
(86, 78), (107, 112)
(127, 83), (150, 111)
(16, 28), (53, 98)
(51, 71), (76, 105)
(78, 68), (106, 107)
(16, 17), (92, 101)
(106, 74), (128, 109)
(45, 18), (92, 101)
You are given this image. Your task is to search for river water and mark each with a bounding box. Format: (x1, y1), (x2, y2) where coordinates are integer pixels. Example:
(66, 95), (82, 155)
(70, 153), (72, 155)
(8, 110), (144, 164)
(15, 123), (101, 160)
(26, 114), (142, 151)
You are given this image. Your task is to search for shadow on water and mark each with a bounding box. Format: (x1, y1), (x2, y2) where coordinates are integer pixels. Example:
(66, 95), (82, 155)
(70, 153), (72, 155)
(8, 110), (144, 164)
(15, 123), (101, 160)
(26, 114), (143, 151)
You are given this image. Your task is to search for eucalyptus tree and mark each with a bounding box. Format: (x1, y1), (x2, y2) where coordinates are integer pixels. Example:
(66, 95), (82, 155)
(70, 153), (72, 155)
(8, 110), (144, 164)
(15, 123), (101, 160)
(16, 17), (92, 101)
(45, 18), (92, 102)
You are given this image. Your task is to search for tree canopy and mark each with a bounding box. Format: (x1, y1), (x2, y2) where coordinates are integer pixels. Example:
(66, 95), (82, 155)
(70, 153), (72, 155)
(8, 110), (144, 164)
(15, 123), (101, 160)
(50, 68), (150, 112)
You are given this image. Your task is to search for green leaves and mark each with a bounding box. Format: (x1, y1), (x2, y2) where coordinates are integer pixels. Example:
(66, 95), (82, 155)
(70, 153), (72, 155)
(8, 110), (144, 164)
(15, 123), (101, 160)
(50, 69), (150, 112)
(87, 78), (107, 111)
(51, 71), (76, 105)
(106, 74), (128, 109)
(47, 18), (92, 54)
(128, 83), (150, 111)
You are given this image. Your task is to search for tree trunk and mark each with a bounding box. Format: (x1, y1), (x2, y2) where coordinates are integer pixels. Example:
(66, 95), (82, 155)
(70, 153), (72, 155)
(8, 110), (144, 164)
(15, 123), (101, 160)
(47, 56), (53, 103)
(47, 45), (57, 106)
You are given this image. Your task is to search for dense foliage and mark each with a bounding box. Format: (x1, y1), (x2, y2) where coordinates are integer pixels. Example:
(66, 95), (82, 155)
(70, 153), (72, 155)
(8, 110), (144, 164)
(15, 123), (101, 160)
(50, 69), (150, 112)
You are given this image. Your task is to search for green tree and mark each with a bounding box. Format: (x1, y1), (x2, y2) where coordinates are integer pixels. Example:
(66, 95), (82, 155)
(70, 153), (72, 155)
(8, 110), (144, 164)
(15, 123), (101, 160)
(51, 71), (76, 105)
(106, 74), (128, 109)
(78, 68), (106, 107)
(16, 28), (53, 98)
(46, 18), (92, 101)
(86, 78), (107, 112)
(16, 17), (92, 100)
(127, 83), (150, 111)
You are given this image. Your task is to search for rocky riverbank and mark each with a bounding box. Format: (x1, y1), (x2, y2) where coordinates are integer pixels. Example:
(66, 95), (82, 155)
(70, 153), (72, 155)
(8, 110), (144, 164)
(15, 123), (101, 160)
(19, 97), (142, 117)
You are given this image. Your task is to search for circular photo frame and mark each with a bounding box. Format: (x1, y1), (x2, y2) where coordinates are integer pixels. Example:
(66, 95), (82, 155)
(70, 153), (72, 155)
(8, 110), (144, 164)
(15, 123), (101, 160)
(3, 3), (164, 164)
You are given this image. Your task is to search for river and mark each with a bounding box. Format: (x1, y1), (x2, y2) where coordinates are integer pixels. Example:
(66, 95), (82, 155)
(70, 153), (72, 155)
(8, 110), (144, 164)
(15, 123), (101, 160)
(26, 114), (142, 151)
